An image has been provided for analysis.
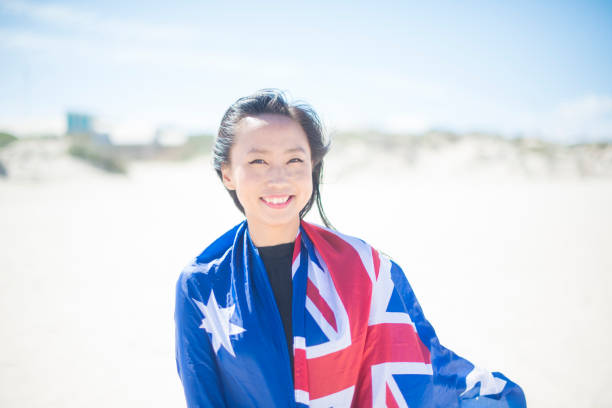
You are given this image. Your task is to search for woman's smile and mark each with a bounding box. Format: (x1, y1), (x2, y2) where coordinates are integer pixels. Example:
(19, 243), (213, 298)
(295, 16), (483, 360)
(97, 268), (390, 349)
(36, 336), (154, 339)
(260, 195), (294, 208)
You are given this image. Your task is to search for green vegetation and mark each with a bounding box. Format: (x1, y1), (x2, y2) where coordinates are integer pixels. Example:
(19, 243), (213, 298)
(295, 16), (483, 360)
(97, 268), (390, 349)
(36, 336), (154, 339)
(0, 132), (17, 149)
(68, 143), (127, 174)
(181, 134), (215, 158)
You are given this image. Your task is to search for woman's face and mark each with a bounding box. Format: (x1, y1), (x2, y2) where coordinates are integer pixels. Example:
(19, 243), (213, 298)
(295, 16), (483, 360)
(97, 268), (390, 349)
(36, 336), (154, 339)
(221, 114), (313, 241)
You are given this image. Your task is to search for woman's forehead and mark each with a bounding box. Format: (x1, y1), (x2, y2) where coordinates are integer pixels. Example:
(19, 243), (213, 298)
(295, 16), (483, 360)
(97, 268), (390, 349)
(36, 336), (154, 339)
(236, 114), (295, 132)
(234, 114), (310, 151)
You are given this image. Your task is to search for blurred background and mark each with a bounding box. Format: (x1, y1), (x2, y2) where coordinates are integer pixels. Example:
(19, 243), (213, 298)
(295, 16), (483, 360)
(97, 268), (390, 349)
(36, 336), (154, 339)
(1, 1), (611, 407)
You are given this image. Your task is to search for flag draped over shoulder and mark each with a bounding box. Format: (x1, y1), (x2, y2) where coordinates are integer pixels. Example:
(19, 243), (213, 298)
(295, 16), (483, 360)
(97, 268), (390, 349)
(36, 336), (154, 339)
(175, 220), (526, 407)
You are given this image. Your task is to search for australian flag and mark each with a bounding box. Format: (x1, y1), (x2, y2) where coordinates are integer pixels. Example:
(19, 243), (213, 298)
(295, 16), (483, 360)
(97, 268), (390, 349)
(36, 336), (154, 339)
(175, 220), (526, 407)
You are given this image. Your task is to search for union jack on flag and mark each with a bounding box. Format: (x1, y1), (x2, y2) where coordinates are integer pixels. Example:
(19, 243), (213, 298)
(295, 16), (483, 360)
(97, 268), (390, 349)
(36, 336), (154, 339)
(175, 220), (526, 407)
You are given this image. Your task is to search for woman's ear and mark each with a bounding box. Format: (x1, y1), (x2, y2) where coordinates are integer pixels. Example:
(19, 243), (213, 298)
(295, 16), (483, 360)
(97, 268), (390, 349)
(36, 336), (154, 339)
(221, 164), (236, 190)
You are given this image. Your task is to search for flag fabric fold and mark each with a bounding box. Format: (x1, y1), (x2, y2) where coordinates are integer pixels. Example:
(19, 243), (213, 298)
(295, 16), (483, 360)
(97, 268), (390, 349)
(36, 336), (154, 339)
(175, 220), (526, 407)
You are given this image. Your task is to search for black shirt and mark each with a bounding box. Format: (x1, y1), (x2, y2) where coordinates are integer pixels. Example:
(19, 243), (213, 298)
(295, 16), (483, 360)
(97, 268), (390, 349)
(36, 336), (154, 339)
(256, 242), (294, 380)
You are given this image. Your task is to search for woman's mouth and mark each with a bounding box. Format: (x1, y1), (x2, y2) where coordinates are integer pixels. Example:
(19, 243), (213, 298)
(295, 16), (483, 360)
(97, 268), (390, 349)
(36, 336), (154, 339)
(260, 195), (293, 209)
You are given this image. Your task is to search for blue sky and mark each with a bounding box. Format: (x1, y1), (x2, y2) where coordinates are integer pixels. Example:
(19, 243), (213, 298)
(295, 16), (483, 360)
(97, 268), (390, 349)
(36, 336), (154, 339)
(1, 0), (611, 143)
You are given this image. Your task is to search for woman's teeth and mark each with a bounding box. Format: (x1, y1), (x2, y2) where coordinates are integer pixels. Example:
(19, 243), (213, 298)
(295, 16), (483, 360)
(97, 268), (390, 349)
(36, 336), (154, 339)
(263, 196), (290, 204)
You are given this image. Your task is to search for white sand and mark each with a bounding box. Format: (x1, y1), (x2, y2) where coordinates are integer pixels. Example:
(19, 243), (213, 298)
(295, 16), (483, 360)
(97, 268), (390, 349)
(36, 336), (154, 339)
(0, 144), (611, 407)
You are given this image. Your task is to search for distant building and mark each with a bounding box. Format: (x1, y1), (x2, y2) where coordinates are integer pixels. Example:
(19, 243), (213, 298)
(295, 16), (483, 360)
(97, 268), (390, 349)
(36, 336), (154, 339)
(66, 112), (93, 134)
(66, 112), (110, 144)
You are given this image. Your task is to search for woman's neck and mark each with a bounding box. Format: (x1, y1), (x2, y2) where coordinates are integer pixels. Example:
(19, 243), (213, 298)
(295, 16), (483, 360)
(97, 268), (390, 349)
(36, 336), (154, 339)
(247, 218), (299, 247)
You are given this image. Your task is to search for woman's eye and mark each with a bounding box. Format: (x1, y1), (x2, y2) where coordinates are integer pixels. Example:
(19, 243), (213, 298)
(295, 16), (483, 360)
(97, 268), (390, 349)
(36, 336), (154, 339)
(249, 159), (266, 164)
(288, 158), (303, 164)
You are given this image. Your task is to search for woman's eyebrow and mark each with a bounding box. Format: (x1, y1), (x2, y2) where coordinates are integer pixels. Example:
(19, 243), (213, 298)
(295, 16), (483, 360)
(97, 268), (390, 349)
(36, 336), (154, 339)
(247, 147), (306, 154)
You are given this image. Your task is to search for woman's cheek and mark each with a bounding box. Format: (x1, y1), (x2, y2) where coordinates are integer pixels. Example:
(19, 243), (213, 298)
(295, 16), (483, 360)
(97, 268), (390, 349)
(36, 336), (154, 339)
(241, 167), (261, 183)
(293, 165), (312, 179)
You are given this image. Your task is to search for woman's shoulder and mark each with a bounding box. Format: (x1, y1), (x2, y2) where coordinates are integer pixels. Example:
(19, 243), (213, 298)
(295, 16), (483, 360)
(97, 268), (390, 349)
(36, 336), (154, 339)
(176, 221), (244, 290)
(301, 220), (368, 246)
(301, 220), (388, 255)
(300, 221), (398, 276)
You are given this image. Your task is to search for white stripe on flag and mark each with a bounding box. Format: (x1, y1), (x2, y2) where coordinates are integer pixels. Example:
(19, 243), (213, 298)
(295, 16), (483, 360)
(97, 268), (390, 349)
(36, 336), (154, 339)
(295, 389), (309, 404)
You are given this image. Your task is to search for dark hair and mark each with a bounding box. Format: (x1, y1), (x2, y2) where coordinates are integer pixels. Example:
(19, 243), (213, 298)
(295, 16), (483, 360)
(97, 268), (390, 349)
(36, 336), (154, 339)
(213, 89), (333, 229)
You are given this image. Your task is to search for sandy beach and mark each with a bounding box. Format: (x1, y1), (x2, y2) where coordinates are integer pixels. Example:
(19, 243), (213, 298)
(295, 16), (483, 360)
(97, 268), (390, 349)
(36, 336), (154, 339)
(1, 139), (611, 407)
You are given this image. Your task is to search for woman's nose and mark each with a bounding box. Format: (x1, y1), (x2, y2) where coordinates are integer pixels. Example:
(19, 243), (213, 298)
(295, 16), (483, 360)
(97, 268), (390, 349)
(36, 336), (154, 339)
(266, 164), (289, 186)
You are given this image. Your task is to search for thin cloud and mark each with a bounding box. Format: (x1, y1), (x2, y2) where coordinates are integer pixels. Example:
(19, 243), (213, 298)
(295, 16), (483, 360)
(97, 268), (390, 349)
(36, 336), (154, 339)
(539, 95), (612, 143)
(1, 0), (199, 43)
(0, 25), (303, 78)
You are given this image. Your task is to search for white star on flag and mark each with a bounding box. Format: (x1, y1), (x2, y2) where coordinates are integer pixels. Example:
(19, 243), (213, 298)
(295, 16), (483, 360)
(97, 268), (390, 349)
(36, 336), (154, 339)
(193, 290), (246, 357)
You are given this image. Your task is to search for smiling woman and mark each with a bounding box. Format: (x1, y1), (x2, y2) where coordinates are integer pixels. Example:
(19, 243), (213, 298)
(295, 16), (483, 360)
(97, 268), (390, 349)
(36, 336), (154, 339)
(173, 89), (526, 407)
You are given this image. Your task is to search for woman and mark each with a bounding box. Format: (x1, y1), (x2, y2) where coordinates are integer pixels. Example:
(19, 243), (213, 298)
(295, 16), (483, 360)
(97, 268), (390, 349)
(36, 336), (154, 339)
(174, 89), (526, 407)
